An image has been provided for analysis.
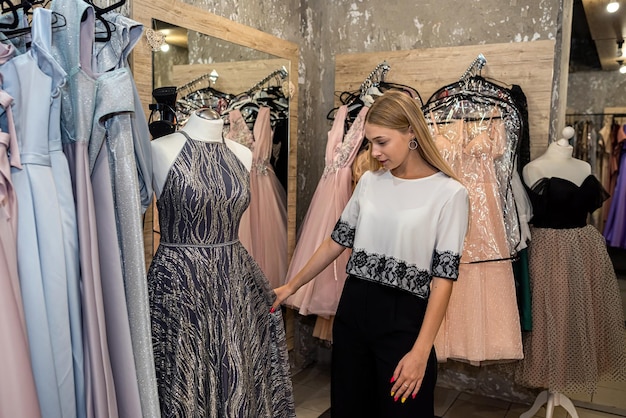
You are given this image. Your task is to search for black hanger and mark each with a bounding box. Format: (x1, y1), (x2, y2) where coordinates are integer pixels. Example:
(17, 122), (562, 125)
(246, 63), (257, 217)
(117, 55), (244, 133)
(85, 0), (126, 42)
(0, 0), (20, 29)
(2, 10), (66, 40)
(378, 81), (423, 107)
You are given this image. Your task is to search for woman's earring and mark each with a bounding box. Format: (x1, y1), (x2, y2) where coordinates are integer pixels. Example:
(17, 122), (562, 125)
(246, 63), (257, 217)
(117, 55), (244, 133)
(408, 138), (418, 150)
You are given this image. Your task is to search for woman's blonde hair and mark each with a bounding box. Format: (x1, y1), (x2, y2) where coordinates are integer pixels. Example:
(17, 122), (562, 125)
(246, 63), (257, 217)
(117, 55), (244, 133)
(364, 90), (460, 183)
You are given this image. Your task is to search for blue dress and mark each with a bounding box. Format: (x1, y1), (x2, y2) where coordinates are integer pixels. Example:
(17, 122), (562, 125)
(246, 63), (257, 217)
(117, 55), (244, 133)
(2, 7), (79, 418)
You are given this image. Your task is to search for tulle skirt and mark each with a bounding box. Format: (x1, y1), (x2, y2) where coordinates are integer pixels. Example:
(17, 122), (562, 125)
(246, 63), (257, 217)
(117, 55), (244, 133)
(515, 225), (626, 393)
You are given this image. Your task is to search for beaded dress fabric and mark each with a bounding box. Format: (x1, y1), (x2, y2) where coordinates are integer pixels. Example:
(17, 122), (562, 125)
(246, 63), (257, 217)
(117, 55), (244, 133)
(147, 132), (295, 417)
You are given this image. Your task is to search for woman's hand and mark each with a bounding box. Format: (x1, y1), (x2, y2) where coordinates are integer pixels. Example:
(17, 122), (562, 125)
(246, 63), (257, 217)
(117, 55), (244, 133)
(270, 284), (295, 313)
(389, 349), (429, 403)
(269, 238), (346, 313)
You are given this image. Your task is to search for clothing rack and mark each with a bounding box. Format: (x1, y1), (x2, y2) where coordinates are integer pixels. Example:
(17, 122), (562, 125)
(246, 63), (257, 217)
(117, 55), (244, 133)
(459, 53), (487, 81)
(245, 66), (288, 95)
(177, 69), (220, 94)
(358, 60), (390, 96)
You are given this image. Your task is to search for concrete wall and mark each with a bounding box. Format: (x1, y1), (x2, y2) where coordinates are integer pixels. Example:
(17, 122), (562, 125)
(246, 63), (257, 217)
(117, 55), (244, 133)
(568, 70), (626, 114)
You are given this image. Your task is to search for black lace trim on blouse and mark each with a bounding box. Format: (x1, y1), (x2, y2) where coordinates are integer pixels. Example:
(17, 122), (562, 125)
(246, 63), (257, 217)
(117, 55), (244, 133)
(331, 219), (355, 248)
(347, 249), (432, 298)
(431, 249), (461, 279)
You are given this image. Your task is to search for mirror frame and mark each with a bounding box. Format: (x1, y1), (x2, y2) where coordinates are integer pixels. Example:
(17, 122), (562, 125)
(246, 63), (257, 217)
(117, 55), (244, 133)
(131, 0), (299, 262)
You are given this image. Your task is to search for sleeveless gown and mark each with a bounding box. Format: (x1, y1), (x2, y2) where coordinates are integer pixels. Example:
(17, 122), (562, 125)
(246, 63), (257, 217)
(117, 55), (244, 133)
(0, 46), (41, 418)
(3, 8), (83, 417)
(147, 132), (295, 417)
(285, 105), (367, 319)
(515, 175), (626, 393)
(247, 107), (288, 288)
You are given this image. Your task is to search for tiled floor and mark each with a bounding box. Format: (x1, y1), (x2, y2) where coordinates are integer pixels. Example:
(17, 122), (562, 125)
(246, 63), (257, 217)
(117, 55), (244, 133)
(292, 365), (626, 418)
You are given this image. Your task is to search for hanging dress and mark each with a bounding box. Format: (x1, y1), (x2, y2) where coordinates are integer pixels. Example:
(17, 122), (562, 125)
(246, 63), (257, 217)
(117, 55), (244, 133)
(224, 108), (255, 253)
(285, 105), (367, 318)
(604, 124), (626, 248)
(516, 175), (626, 393)
(94, 12), (160, 418)
(244, 106), (288, 288)
(433, 118), (523, 364)
(36, 8), (86, 417)
(51, 0), (119, 415)
(147, 132), (295, 417)
(0, 56), (41, 418)
(2, 8), (81, 417)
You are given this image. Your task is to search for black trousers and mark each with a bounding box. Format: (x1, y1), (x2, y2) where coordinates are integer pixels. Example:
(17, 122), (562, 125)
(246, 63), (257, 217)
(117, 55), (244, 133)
(331, 276), (437, 418)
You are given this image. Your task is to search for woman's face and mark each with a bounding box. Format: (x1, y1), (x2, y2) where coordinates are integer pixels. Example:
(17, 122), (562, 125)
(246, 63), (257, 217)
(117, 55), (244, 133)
(364, 122), (413, 173)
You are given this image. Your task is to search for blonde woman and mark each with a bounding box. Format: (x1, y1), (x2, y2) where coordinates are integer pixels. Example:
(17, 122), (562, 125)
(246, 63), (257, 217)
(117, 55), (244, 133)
(272, 91), (468, 417)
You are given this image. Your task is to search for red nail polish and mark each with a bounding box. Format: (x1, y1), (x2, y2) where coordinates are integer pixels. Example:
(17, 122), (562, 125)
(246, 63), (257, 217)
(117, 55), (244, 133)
(394, 396), (399, 402)
(390, 376), (396, 383)
(412, 394), (416, 399)
(270, 307), (275, 313)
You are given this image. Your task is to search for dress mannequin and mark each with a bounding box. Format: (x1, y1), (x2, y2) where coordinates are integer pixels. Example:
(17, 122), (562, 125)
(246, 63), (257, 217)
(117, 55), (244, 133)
(522, 126), (591, 187)
(519, 125), (586, 418)
(151, 108), (252, 198)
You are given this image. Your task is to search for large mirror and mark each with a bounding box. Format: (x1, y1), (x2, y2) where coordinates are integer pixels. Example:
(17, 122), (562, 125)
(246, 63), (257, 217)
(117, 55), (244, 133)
(131, 0), (299, 271)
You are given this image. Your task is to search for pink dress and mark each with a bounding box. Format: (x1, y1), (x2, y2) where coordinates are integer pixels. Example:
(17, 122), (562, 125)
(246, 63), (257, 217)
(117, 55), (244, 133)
(0, 87), (41, 418)
(224, 109), (254, 149)
(224, 109), (256, 256)
(285, 106), (367, 317)
(433, 118), (523, 364)
(244, 106), (288, 288)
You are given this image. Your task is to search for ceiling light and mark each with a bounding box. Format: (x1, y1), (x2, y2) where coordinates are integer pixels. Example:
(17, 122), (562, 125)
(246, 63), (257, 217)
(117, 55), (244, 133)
(608, 2), (620, 13)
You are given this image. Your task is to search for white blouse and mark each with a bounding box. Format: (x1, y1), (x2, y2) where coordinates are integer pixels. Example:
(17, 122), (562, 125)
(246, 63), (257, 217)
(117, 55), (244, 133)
(331, 169), (469, 299)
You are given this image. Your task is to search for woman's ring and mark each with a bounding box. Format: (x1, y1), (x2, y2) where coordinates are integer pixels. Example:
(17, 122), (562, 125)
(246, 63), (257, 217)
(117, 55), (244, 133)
(403, 383), (409, 387)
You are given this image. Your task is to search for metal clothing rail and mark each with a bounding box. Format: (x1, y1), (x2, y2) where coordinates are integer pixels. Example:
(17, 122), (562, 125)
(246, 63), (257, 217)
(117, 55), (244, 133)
(245, 66), (289, 95)
(460, 53), (487, 81)
(358, 60), (391, 96)
(177, 70), (220, 94)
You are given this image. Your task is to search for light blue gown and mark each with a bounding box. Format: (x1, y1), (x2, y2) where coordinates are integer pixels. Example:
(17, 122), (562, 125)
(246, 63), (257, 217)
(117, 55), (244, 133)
(2, 7), (78, 418)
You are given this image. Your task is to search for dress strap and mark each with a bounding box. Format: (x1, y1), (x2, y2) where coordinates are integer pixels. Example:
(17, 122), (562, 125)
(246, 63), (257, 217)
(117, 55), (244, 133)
(178, 130), (192, 142)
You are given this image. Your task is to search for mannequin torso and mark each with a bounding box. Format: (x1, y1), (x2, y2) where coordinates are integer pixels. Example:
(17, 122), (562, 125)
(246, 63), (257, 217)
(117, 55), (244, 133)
(522, 141), (591, 188)
(151, 109), (252, 198)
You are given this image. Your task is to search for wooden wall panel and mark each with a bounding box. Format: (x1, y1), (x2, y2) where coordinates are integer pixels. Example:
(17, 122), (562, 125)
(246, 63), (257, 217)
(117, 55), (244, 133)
(172, 59), (290, 96)
(335, 40), (556, 160)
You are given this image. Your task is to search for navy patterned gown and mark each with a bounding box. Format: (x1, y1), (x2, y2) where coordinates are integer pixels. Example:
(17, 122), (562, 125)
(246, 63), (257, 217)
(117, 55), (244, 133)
(147, 131), (295, 418)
